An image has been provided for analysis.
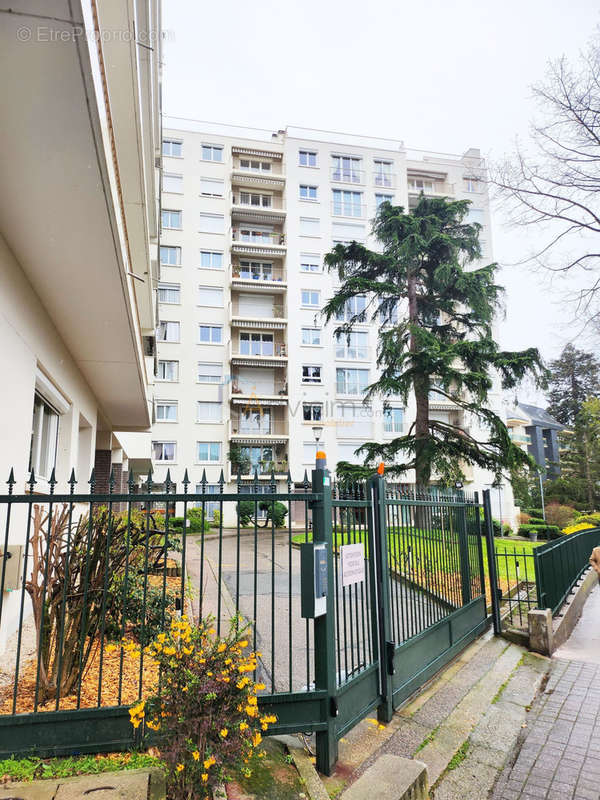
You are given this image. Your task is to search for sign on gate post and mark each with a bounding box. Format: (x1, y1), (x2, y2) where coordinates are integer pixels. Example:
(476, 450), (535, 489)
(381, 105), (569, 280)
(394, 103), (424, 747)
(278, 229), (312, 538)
(340, 543), (364, 587)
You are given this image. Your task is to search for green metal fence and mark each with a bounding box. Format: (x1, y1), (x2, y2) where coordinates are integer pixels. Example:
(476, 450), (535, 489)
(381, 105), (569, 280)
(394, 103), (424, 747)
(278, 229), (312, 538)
(0, 466), (492, 774)
(534, 526), (600, 614)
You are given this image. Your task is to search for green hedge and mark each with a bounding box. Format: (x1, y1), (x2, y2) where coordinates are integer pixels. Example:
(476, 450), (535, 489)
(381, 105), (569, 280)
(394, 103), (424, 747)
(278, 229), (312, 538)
(518, 523), (561, 540)
(170, 508), (210, 533)
(521, 508), (544, 518)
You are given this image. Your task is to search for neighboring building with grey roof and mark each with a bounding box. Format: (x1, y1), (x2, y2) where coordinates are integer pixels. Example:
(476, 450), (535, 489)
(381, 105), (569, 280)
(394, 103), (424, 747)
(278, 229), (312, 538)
(506, 403), (565, 478)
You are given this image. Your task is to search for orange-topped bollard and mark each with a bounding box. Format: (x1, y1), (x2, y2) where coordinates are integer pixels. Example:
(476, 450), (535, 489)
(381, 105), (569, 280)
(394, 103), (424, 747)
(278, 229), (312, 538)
(316, 450), (327, 470)
(377, 462), (385, 476)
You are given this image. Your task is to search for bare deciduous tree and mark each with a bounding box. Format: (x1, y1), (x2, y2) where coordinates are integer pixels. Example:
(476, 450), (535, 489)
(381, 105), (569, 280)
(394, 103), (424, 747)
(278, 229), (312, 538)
(493, 34), (600, 323)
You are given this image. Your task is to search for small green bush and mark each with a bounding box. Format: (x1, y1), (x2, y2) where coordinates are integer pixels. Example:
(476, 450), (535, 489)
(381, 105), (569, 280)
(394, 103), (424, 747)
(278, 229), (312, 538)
(238, 500), (255, 526)
(521, 508), (543, 518)
(492, 519), (512, 537)
(211, 509), (221, 528)
(259, 500), (288, 527)
(518, 523), (561, 540)
(170, 511), (210, 534)
(574, 513), (600, 527)
(528, 517), (546, 526)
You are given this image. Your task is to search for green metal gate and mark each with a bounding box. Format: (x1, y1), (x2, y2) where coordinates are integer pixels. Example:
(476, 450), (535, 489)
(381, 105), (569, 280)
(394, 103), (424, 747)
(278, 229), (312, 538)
(0, 465), (490, 774)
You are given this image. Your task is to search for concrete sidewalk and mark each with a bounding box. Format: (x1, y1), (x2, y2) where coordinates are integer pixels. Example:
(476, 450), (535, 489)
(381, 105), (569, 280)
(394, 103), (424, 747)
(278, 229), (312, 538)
(491, 584), (600, 800)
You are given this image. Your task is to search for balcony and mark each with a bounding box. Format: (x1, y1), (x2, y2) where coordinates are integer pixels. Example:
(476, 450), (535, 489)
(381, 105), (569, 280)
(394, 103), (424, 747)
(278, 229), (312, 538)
(231, 262), (287, 293)
(509, 431), (532, 446)
(230, 371), (287, 404)
(408, 182), (455, 202)
(231, 193), (286, 224)
(330, 166), (365, 185)
(231, 229), (286, 258)
(229, 411), (289, 442)
(429, 389), (459, 410)
(228, 336), (288, 368)
(229, 298), (286, 330)
(231, 159), (285, 191)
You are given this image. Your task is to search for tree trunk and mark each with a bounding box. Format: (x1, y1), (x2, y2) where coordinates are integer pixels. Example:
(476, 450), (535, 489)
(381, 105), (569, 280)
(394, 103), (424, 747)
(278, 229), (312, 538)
(407, 267), (430, 487)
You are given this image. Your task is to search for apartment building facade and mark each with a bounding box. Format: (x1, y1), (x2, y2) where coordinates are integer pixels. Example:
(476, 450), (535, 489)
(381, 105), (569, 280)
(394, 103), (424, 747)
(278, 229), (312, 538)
(156, 120), (515, 523)
(0, 0), (161, 646)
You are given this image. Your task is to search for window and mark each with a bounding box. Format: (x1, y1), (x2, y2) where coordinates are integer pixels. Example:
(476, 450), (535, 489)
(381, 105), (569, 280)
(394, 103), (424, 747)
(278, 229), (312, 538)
(238, 408), (271, 434)
(299, 150), (317, 167)
(29, 392), (59, 478)
(163, 173), (183, 193)
(161, 209), (182, 229)
(198, 286), (224, 307)
(301, 289), (320, 308)
(384, 407), (404, 433)
(152, 441), (176, 462)
(301, 328), (321, 346)
(299, 185), (318, 201)
(199, 213), (225, 234)
(467, 208), (485, 225)
(239, 159), (272, 172)
(200, 177), (224, 197)
(299, 217), (320, 236)
(240, 332), (274, 356)
(464, 178), (479, 193)
(200, 251), (223, 269)
(198, 325), (222, 344)
(408, 178), (435, 193)
(336, 368), (369, 395)
(239, 260), (273, 280)
(335, 331), (368, 359)
(374, 159), (393, 187)
(157, 360), (178, 381)
(331, 155), (361, 183)
(375, 193), (394, 209)
(162, 139), (182, 157)
(156, 401), (178, 422)
(202, 144), (223, 162)
(160, 245), (181, 266)
(303, 403), (322, 422)
(302, 365), (322, 384)
(332, 190), (363, 217)
(157, 321), (180, 342)
(379, 300), (399, 325)
(197, 442), (221, 462)
(303, 442), (317, 463)
(238, 226), (276, 243)
(336, 295), (367, 322)
(238, 191), (272, 208)
(197, 362), (223, 383)
(239, 445), (275, 471)
(197, 401), (222, 422)
(194, 484), (220, 518)
(158, 282), (180, 304)
(331, 221), (366, 242)
(300, 254), (320, 272)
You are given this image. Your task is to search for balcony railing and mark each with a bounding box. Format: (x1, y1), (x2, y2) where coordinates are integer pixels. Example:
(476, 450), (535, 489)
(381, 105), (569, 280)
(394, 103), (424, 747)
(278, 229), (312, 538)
(331, 202), (367, 218)
(510, 432), (532, 445)
(231, 265), (286, 284)
(232, 342), (287, 358)
(231, 230), (286, 246)
(408, 182), (455, 196)
(231, 194), (286, 211)
(330, 166), (365, 184)
(230, 379), (288, 397)
(230, 459), (289, 477)
(230, 301), (285, 320)
(230, 418), (289, 437)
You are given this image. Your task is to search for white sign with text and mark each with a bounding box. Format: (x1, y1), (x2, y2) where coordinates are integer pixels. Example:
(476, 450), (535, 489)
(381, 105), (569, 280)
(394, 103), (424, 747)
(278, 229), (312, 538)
(340, 543), (365, 587)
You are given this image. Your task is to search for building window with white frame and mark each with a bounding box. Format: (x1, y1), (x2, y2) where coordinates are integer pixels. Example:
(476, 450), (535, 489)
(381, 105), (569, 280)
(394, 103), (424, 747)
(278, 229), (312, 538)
(375, 193), (394, 209)
(336, 295), (367, 322)
(239, 158), (272, 172)
(303, 403), (323, 422)
(198, 324), (222, 344)
(197, 362), (223, 383)
(301, 327), (321, 346)
(156, 401), (178, 422)
(201, 144), (223, 162)
(157, 321), (180, 342)
(379, 300), (399, 325)
(197, 442), (221, 462)
(302, 442), (318, 463)
(29, 392), (59, 479)
(299, 185), (318, 201)
(193, 483), (220, 517)
(200, 251), (223, 269)
(301, 289), (320, 308)
(299, 150), (317, 167)
(152, 441), (176, 462)
(158, 283), (180, 304)
(238, 191), (272, 208)
(467, 208), (485, 225)
(162, 139), (182, 157)
(331, 155), (362, 183)
(160, 245), (181, 266)
(464, 177), (479, 193)
(299, 217), (320, 236)
(302, 365), (322, 384)
(332, 189), (363, 217)
(374, 159), (393, 187)
(239, 260), (273, 281)
(163, 173), (183, 193)
(300, 254), (321, 273)
(198, 286), (224, 307)
(384, 407), (404, 433)
(200, 177), (225, 197)
(161, 209), (182, 229)
(157, 360), (179, 382)
(197, 401), (222, 422)
(238, 408), (272, 434)
(335, 331), (368, 359)
(408, 177), (435, 193)
(199, 213), (225, 234)
(240, 332), (274, 356)
(336, 367), (369, 395)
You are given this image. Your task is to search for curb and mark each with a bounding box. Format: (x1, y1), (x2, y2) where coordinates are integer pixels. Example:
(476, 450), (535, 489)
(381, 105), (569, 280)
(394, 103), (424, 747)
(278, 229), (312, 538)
(274, 735), (330, 800)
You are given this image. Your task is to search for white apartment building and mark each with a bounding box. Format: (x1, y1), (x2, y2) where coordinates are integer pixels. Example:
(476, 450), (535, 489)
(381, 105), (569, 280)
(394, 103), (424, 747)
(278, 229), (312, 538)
(0, 1), (161, 646)
(156, 119), (515, 525)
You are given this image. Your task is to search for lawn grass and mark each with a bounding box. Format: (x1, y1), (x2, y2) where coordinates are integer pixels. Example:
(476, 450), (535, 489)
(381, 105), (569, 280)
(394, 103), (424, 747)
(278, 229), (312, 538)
(0, 751), (162, 783)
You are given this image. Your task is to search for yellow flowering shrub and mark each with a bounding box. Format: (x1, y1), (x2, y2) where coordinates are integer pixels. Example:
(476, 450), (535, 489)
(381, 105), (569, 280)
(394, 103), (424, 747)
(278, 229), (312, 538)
(127, 616), (275, 800)
(562, 522), (595, 535)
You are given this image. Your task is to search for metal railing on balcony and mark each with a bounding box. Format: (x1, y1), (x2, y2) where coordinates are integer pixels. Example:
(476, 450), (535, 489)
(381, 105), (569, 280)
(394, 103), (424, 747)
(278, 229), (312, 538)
(230, 302), (285, 320)
(231, 265), (286, 283)
(231, 194), (286, 211)
(330, 166), (365, 184)
(230, 379), (288, 397)
(231, 230), (286, 246)
(331, 202), (367, 218)
(408, 182), (455, 196)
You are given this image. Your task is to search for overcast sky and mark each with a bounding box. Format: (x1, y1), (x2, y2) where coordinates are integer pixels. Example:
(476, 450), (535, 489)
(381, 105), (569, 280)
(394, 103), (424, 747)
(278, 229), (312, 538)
(161, 0), (599, 368)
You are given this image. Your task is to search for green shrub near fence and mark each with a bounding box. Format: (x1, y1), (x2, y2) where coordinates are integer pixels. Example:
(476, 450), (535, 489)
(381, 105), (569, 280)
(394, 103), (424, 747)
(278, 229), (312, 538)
(518, 523), (561, 540)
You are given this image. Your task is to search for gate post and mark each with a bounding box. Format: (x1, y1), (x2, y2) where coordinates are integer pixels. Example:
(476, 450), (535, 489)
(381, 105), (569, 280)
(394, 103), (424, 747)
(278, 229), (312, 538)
(312, 467), (338, 775)
(457, 502), (472, 606)
(483, 489), (502, 635)
(368, 474), (394, 724)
